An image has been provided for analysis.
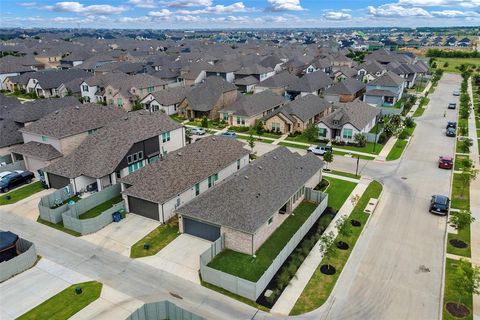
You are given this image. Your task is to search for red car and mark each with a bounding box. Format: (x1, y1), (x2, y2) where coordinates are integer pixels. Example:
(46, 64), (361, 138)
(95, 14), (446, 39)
(438, 156), (453, 170)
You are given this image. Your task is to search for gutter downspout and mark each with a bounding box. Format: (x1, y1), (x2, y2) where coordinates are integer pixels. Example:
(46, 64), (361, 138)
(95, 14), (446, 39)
(161, 203), (165, 223)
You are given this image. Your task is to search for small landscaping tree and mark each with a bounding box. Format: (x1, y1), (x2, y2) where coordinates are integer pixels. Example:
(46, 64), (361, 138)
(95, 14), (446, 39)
(452, 259), (480, 309)
(383, 115), (403, 137)
(404, 117), (415, 128)
(247, 134), (255, 153)
(449, 210), (475, 232)
(443, 62), (449, 68)
(323, 151), (333, 170)
(459, 126), (468, 137)
(254, 120), (264, 135)
(304, 123), (319, 142)
(459, 167), (478, 195)
(461, 138), (472, 153)
(201, 116), (208, 128)
(335, 216), (352, 248)
(353, 133), (367, 147)
(185, 128), (192, 144)
(132, 100), (143, 111)
(318, 231), (337, 273)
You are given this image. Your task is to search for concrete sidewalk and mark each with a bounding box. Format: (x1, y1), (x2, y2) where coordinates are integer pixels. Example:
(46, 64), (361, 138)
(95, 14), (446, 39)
(323, 172), (360, 183)
(375, 135), (398, 161)
(271, 177), (371, 315)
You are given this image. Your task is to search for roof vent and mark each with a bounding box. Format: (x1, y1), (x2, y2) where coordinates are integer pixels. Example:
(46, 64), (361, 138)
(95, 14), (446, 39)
(75, 106), (80, 110)
(54, 110), (59, 114)
(256, 193), (261, 198)
(244, 176), (249, 180)
(177, 152), (182, 156)
(211, 137), (216, 141)
(258, 166), (262, 170)
(124, 116), (128, 120)
(273, 156), (277, 160)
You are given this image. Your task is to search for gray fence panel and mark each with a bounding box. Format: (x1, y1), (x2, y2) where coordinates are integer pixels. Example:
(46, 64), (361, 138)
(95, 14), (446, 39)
(378, 106), (403, 116)
(126, 301), (205, 320)
(200, 193), (329, 301)
(0, 238), (37, 282)
(0, 154), (13, 165)
(0, 160), (25, 173)
(39, 184), (74, 208)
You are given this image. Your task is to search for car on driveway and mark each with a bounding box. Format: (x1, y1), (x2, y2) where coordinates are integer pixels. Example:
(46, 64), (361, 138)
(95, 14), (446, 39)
(446, 127), (456, 137)
(220, 131), (237, 139)
(453, 89), (460, 96)
(429, 195), (450, 216)
(190, 127), (206, 135)
(0, 171), (34, 193)
(438, 156), (453, 169)
(307, 145), (333, 156)
(447, 103), (456, 109)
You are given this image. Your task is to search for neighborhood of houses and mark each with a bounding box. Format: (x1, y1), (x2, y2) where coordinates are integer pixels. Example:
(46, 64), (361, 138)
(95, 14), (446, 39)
(0, 33), (437, 318)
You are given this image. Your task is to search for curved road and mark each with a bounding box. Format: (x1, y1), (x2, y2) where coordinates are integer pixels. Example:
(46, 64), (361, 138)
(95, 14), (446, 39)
(0, 74), (459, 319)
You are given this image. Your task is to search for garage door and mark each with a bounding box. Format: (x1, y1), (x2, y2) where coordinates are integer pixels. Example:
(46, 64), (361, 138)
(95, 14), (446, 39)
(183, 217), (220, 241)
(128, 196), (159, 221)
(47, 173), (70, 189)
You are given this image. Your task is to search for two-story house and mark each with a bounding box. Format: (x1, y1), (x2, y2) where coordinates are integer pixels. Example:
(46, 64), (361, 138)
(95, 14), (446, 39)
(363, 71), (406, 107)
(43, 110), (185, 193)
(139, 86), (190, 115)
(286, 70), (333, 100)
(24, 69), (91, 98)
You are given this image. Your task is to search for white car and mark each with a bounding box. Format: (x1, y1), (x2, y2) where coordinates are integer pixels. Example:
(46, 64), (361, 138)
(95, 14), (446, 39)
(0, 171), (12, 179)
(452, 89), (460, 96)
(190, 127), (206, 135)
(307, 145), (333, 156)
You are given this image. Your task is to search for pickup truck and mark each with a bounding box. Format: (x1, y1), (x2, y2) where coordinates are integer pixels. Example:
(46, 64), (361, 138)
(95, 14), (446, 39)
(307, 145), (333, 156)
(0, 171), (34, 193)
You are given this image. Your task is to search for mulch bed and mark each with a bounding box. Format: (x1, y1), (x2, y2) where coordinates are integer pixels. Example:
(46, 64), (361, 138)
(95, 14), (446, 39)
(320, 264), (336, 275)
(446, 302), (470, 318)
(337, 241), (349, 250)
(449, 239), (468, 248)
(351, 219), (361, 227)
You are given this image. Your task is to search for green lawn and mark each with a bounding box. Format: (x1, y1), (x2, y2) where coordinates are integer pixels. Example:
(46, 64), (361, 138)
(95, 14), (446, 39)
(443, 258), (474, 320)
(413, 106), (426, 117)
(332, 150), (376, 161)
(328, 170), (360, 180)
(279, 141), (309, 150)
(386, 139), (408, 161)
(5, 90), (37, 100)
(0, 181), (43, 205)
(236, 134), (274, 144)
(447, 225), (471, 257)
(368, 123), (383, 134)
(169, 114), (186, 123)
(434, 58), (480, 74)
(37, 217), (81, 237)
(323, 177), (357, 211)
(454, 155), (469, 171)
(277, 142), (376, 160)
(208, 202), (318, 282)
(79, 195), (123, 220)
(130, 218), (179, 258)
(17, 281), (102, 320)
(334, 141), (384, 155)
(451, 173), (470, 210)
(230, 127), (281, 139)
(285, 134), (319, 144)
(291, 181), (383, 315)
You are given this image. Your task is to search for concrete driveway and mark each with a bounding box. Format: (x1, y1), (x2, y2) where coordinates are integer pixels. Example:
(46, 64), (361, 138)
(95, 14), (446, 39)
(0, 258), (90, 320)
(137, 234), (211, 284)
(81, 213), (160, 257)
(1, 188), (54, 221)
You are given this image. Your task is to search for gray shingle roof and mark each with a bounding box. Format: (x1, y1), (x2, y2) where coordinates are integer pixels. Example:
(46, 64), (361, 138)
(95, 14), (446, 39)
(257, 71), (298, 88)
(121, 136), (249, 204)
(288, 70), (332, 93)
(43, 110), (182, 179)
(262, 94), (330, 123)
(177, 147), (324, 234)
(369, 71), (405, 87)
(23, 69), (91, 89)
(0, 119), (22, 148)
(325, 78), (366, 96)
(319, 101), (380, 131)
(221, 90), (285, 117)
(142, 86), (189, 106)
(10, 141), (62, 161)
(184, 76), (237, 112)
(21, 103), (126, 139)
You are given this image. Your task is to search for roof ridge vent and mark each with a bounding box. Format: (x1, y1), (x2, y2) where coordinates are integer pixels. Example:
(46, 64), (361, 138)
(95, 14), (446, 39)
(244, 175), (248, 179)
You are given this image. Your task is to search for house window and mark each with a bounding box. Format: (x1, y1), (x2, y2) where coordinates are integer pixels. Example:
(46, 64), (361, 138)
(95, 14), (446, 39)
(208, 176), (212, 188)
(138, 151), (143, 160)
(117, 97), (123, 107)
(41, 135), (48, 142)
(223, 113), (228, 121)
(195, 183), (200, 196)
(148, 155), (160, 164)
(237, 159), (241, 170)
(343, 128), (353, 139)
(116, 171), (121, 179)
(268, 216), (273, 225)
(88, 129), (97, 135)
(213, 173), (218, 183)
(272, 122), (280, 131)
(147, 86), (154, 93)
(236, 116), (241, 125)
(128, 161), (143, 173)
(319, 128), (327, 137)
(162, 131), (171, 143)
(82, 85), (89, 92)
(127, 151), (144, 165)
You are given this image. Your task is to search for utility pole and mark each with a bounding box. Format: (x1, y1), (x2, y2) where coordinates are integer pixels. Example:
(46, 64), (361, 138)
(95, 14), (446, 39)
(355, 155), (360, 177)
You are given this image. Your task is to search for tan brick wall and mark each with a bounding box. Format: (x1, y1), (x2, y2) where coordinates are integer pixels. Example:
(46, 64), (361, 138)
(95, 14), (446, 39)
(252, 211), (289, 253)
(264, 114), (293, 134)
(60, 132), (89, 155)
(222, 226), (253, 255)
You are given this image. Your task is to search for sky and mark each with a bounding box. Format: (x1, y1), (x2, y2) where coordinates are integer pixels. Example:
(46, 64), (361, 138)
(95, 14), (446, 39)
(0, 0), (479, 29)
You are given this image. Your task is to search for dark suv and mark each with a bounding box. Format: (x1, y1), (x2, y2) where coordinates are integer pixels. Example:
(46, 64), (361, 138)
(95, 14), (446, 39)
(0, 171), (34, 193)
(429, 195), (450, 216)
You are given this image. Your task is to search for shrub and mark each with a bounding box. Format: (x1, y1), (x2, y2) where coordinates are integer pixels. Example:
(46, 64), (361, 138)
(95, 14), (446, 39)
(404, 117), (415, 128)
(201, 116), (208, 128)
(353, 133), (367, 147)
(398, 130), (408, 140)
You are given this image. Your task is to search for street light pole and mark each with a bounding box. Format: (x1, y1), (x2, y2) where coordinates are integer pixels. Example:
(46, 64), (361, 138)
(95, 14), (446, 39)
(355, 155), (360, 177)
(373, 115), (379, 153)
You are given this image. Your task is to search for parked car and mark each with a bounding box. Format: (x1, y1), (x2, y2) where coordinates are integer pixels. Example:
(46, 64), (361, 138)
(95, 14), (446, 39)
(190, 127), (206, 135)
(220, 131), (237, 139)
(307, 145), (333, 156)
(438, 156), (453, 169)
(452, 89), (460, 96)
(447, 121), (457, 129)
(429, 195), (450, 216)
(0, 171), (34, 193)
(0, 171), (12, 179)
(446, 127), (456, 137)
(447, 103), (456, 109)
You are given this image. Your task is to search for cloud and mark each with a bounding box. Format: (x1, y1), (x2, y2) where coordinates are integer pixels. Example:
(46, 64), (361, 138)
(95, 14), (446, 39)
(265, 0), (304, 12)
(147, 9), (172, 17)
(367, 4), (431, 17)
(431, 9), (479, 17)
(397, 0), (479, 7)
(46, 2), (127, 15)
(116, 16), (152, 23)
(323, 11), (352, 20)
(161, 0), (212, 7)
(175, 14), (201, 22)
(176, 2), (249, 14)
(19, 2), (36, 7)
(127, 0), (156, 8)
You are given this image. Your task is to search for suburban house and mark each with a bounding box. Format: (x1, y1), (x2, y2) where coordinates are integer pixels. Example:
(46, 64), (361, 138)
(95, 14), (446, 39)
(233, 64), (275, 92)
(324, 77), (366, 103)
(286, 70), (332, 100)
(254, 71), (298, 96)
(317, 101), (380, 143)
(10, 104), (126, 178)
(356, 60), (386, 82)
(178, 76), (238, 120)
(219, 90), (285, 127)
(363, 71), (406, 107)
(139, 86), (190, 115)
(262, 94), (331, 134)
(179, 62), (210, 86)
(0, 55), (37, 90)
(80, 73), (167, 111)
(206, 61), (241, 83)
(175, 147), (324, 252)
(43, 110), (185, 193)
(120, 137), (249, 223)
